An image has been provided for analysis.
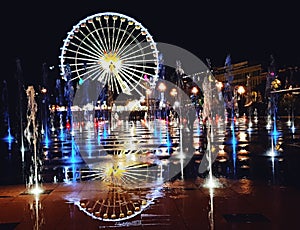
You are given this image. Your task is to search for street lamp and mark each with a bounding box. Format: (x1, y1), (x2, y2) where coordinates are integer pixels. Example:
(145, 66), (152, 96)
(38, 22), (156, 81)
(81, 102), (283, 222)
(158, 82), (166, 92)
(191, 86), (198, 95)
(170, 88), (177, 98)
(237, 85), (245, 95)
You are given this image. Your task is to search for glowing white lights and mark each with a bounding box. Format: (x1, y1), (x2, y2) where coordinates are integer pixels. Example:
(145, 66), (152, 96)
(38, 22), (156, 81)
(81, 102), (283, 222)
(59, 12), (159, 96)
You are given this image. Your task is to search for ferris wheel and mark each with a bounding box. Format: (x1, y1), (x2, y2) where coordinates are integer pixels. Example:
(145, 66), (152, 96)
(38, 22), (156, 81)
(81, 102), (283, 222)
(59, 12), (159, 96)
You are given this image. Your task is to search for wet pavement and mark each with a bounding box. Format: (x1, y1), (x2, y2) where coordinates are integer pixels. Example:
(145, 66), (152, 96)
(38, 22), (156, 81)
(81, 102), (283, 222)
(1, 115), (300, 229)
(0, 178), (300, 229)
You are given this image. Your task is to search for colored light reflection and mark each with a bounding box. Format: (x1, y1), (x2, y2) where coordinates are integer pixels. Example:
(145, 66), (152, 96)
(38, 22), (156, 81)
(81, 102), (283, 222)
(43, 134), (50, 148)
(231, 121), (237, 177)
(2, 133), (14, 150)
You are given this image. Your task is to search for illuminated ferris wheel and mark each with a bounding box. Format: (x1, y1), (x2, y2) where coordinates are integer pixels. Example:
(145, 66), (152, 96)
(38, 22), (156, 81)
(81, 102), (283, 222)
(59, 12), (159, 96)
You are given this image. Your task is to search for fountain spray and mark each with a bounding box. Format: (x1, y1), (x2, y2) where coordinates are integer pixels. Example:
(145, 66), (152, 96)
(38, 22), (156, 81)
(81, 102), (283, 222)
(24, 86), (43, 194)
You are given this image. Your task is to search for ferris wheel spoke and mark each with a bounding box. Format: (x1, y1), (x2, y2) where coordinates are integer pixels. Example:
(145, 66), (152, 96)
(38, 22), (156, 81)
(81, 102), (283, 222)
(111, 73), (120, 94)
(62, 55), (99, 64)
(117, 71), (140, 95)
(117, 31), (143, 58)
(119, 176), (134, 185)
(113, 19), (125, 52)
(118, 68), (143, 88)
(103, 72), (110, 85)
(68, 62), (101, 74)
(118, 68), (147, 94)
(84, 66), (105, 81)
(92, 23), (108, 53)
(104, 16), (111, 51)
(73, 35), (102, 58)
(97, 18), (110, 52)
(121, 50), (157, 62)
(123, 63), (157, 70)
(122, 172), (148, 181)
(111, 17), (117, 52)
(121, 174), (139, 185)
(70, 62), (102, 80)
(112, 70), (131, 95)
(91, 68), (106, 81)
(109, 73), (116, 93)
(78, 30), (103, 56)
(123, 59), (158, 64)
(119, 67), (144, 88)
(95, 71), (107, 83)
(114, 23), (129, 54)
(65, 46), (100, 61)
(116, 26), (136, 57)
(119, 39), (148, 59)
(85, 22), (106, 53)
(121, 65), (154, 78)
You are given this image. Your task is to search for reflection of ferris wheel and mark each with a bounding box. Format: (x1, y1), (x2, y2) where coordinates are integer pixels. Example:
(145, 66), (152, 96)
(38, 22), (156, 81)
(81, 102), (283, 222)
(59, 12), (159, 96)
(77, 184), (156, 221)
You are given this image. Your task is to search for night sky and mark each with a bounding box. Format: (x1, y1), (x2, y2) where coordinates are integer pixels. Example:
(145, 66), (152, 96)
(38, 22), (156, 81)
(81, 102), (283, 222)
(1, 0), (299, 86)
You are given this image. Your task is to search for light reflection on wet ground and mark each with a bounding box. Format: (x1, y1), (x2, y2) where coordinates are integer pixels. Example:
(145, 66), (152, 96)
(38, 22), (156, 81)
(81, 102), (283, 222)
(2, 116), (300, 187)
(1, 177), (300, 229)
(1, 116), (300, 228)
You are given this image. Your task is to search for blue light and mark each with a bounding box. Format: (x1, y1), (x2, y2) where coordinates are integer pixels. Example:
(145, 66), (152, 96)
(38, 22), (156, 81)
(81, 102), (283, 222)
(70, 137), (78, 163)
(60, 129), (65, 140)
(196, 123), (201, 136)
(271, 121), (281, 144)
(2, 134), (14, 143)
(165, 133), (172, 148)
(43, 134), (50, 148)
(230, 121), (237, 177)
(2, 130), (14, 150)
(102, 126), (108, 139)
(79, 78), (84, 85)
(72, 163), (77, 182)
(291, 124), (296, 134)
(97, 131), (101, 145)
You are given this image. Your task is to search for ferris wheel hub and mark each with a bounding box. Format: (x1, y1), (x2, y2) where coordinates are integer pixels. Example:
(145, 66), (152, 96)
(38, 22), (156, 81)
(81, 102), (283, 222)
(99, 51), (122, 74)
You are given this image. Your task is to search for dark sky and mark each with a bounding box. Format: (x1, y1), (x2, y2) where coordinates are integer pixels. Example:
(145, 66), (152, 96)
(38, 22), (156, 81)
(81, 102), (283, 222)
(1, 0), (299, 86)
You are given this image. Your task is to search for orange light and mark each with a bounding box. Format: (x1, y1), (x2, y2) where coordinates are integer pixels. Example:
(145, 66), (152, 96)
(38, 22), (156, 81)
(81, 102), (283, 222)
(170, 88), (177, 97)
(158, 82), (166, 92)
(237, 86), (245, 95)
(191, 86), (198, 94)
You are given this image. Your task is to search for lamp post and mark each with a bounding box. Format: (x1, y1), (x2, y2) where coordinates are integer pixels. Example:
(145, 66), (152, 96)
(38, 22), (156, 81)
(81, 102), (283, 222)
(170, 88), (177, 104)
(158, 82), (166, 119)
(191, 86), (200, 118)
(146, 88), (151, 120)
(236, 85), (245, 117)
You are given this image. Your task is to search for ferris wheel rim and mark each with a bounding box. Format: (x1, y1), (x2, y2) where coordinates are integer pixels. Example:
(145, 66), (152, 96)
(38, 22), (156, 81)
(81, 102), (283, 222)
(59, 11), (159, 82)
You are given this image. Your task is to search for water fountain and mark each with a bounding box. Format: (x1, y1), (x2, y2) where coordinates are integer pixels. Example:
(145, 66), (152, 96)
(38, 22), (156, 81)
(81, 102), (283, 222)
(201, 72), (223, 189)
(24, 86), (43, 194)
(15, 59), (26, 162)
